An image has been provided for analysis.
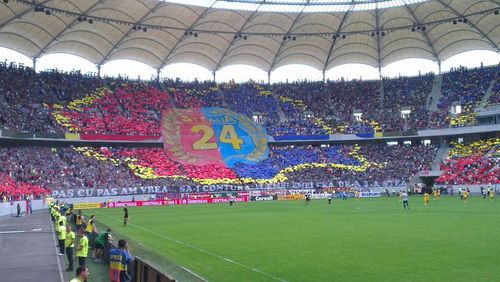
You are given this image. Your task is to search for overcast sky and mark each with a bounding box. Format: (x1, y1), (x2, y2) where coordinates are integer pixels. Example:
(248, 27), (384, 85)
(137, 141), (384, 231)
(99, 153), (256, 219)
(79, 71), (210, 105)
(0, 47), (498, 83)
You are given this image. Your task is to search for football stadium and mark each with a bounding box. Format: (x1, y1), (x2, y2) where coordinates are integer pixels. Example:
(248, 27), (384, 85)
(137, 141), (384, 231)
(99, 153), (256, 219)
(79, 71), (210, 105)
(0, 0), (499, 281)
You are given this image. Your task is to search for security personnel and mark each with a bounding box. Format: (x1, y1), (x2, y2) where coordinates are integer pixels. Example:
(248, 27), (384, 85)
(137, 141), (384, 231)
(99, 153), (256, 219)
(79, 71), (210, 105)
(76, 228), (89, 267)
(56, 221), (66, 255)
(65, 225), (76, 272)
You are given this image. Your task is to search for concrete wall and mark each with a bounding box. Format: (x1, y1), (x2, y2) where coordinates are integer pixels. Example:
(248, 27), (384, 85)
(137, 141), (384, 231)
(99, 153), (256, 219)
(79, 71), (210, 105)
(435, 184), (499, 194)
(56, 194), (152, 205)
(0, 199), (48, 218)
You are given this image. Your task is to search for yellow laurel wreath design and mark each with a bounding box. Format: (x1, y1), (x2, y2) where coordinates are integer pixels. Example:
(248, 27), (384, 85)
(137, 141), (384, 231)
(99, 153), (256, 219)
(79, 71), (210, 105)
(206, 108), (268, 163)
(163, 109), (196, 164)
(237, 114), (268, 162)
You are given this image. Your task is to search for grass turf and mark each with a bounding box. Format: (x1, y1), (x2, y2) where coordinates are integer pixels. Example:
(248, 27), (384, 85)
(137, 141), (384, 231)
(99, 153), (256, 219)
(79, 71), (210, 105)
(89, 196), (500, 281)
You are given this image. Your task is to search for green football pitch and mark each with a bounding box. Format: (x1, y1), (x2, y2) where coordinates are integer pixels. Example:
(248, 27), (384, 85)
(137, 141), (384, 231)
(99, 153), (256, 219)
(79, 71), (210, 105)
(89, 196), (500, 281)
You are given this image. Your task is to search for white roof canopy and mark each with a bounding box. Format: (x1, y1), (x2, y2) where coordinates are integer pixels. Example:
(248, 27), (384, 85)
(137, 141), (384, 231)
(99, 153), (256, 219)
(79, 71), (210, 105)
(0, 0), (498, 72)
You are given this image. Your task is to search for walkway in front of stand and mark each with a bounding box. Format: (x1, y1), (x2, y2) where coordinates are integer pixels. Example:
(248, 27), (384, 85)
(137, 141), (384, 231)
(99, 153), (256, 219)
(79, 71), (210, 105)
(0, 210), (67, 282)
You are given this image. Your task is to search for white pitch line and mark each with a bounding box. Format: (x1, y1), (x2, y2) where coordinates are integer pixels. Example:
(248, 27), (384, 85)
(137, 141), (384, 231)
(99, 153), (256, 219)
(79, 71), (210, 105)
(94, 210), (287, 282)
(181, 266), (209, 282)
(0, 228), (44, 234)
(0, 230), (25, 234)
(50, 221), (65, 282)
(136, 240), (208, 282)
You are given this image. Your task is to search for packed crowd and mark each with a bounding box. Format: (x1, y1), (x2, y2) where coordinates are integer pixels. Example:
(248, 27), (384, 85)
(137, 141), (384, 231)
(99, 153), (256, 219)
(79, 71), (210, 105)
(267, 80), (381, 134)
(1, 63), (499, 137)
(438, 66), (496, 109)
(0, 142), (438, 195)
(2, 137), (497, 198)
(0, 61), (103, 132)
(233, 145), (361, 179)
(60, 83), (171, 136)
(436, 138), (500, 185)
(0, 146), (207, 193)
(488, 76), (500, 106)
(429, 66), (498, 128)
(381, 74), (434, 131)
(0, 172), (50, 201)
(283, 143), (436, 184)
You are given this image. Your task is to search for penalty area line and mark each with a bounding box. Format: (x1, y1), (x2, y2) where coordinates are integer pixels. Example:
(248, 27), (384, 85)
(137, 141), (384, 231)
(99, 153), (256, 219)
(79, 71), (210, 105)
(94, 210), (287, 282)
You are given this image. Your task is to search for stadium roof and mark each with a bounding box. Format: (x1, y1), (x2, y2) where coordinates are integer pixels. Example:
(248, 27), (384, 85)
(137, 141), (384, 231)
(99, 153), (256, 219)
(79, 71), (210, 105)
(0, 0), (498, 73)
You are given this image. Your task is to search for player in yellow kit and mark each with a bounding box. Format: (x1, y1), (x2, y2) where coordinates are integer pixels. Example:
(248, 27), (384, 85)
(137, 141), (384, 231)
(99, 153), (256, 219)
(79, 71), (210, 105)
(433, 189), (438, 200)
(462, 190), (469, 203)
(489, 190), (495, 202)
(424, 192), (430, 206)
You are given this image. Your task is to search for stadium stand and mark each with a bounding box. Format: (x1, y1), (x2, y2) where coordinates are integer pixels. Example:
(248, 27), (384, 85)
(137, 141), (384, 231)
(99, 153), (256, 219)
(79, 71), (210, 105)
(487, 76), (500, 106)
(439, 66), (496, 109)
(1, 63), (499, 139)
(0, 142), (437, 197)
(0, 63), (499, 200)
(0, 1), (498, 281)
(0, 172), (49, 201)
(0, 61), (103, 133)
(431, 66), (498, 128)
(436, 138), (500, 185)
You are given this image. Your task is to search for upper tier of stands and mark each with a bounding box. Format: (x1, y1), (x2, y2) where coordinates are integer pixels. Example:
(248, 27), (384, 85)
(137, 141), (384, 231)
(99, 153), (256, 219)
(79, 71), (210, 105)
(0, 61), (498, 137)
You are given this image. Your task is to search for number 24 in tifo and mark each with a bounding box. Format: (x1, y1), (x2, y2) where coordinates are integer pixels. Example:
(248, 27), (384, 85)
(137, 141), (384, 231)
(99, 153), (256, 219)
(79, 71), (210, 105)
(191, 124), (244, 150)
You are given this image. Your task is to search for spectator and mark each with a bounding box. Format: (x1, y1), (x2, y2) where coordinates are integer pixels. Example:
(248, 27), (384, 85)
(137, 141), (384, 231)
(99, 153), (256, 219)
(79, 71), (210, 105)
(70, 266), (90, 282)
(109, 239), (133, 282)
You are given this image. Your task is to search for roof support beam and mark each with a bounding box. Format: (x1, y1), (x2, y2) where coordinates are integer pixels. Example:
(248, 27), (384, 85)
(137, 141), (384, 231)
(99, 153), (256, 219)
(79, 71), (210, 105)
(322, 1), (356, 73)
(269, 1), (311, 72)
(33, 1), (105, 60)
(158, 1), (219, 71)
(0, 0), (53, 30)
(435, 0), (500, 52)
(98, 2), (163, 66)
(213, 3), (263, 71)
(0, 31), (43, 49)
(375, 7), (383, 71)
(402, 3), (440, 62)
(375, 6), (384, 109)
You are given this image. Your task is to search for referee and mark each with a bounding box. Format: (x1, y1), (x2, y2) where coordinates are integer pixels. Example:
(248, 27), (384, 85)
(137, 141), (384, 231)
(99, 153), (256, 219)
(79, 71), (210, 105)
(123, 205), (129, 227)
